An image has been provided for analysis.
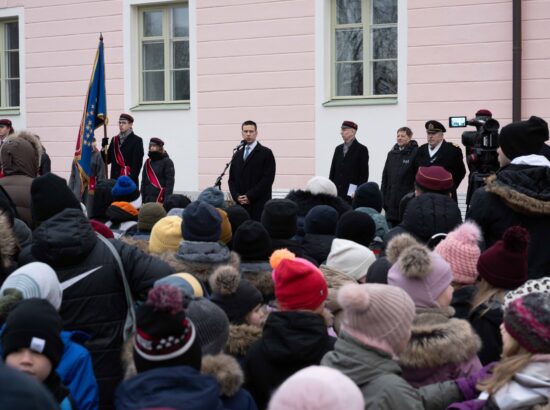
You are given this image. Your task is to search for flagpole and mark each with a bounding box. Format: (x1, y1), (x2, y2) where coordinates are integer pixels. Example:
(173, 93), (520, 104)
(98, 33), (109, 178)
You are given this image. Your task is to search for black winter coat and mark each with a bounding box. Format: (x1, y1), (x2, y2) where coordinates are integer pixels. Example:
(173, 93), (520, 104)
(228, 142), (276, 221)
(469, 300), (503, 366)
(140, 152), (175, 203)
(107, 132), (144, 184)
(329, 138), (369, 202)
(302, 233), (334, 265)
(467, 163), (550, 279)
(381, 140), (418, 223)
(18, 208), (173, 409)
(243, 311), (335, 410)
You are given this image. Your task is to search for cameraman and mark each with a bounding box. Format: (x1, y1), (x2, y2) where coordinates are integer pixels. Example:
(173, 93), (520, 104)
(466, 116), (550, 279)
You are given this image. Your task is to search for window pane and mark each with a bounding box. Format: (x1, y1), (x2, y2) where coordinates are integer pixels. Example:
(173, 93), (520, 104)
(172, 70), (190, 101)
(5, 22), (18, 49)
(143, 71), (165, 101)
(172, 6), (189, 37)
(8, 79), (19, 107)
(336, 29), (363, 62)
(173, 41), (189, 69)
(143, 10), (163, 37)
(373, 0), (397, 24)
(143, 42), (164, 70)
(336, 62), (363, 96)
(7, 51), (19, 78)
(336, 0), (361, 24)
(373, 60), (397, 95)
(372, 27), (397, 59)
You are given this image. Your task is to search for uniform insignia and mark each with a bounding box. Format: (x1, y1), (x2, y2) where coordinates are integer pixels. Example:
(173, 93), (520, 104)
(428, 123), (434, 130)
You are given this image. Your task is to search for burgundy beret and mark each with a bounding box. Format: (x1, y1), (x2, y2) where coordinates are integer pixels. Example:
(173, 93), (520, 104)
(341, 120), (358, 130)
(89, 220), (114, 239)
(415, 166), (454, 192)
(149, 137), (164, 147)
(0, 119), (12, 127)
(119, 113), (134, 123)
(475, 109), (492, 117)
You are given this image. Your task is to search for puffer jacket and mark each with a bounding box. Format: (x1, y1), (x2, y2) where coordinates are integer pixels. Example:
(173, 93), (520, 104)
(140, 152), (175, 203)
(321, 331), (463, 410)
(18, 208), (173, 409)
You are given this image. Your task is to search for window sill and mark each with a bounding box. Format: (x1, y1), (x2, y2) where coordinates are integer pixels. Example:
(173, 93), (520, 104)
(0, 108), (20, 116)
(322, 97), (397, 107)
(130, 103), (190, 112)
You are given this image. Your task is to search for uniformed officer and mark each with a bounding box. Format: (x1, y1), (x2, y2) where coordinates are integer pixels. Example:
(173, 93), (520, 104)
(414, 120), (466, 201)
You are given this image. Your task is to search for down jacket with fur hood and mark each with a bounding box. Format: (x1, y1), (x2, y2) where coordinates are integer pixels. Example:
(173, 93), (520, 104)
(0, 210), (18, 281)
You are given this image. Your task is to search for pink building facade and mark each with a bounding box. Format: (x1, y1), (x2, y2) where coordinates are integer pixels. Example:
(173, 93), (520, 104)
(0, 0), (548, 194)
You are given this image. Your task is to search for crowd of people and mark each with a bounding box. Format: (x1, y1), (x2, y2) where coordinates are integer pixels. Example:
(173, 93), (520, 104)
(0, 112), (548, 410)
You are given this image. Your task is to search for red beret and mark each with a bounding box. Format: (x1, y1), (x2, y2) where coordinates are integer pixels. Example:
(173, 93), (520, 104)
(0, 119), (12, 127)
(119, 113), (134, 123)
(475, 109), (492, 117)
(89, 219), (114, 239)
(415, 166), (454, 192)
(341, 120), (358, 130)
(149, 137), (164, 147)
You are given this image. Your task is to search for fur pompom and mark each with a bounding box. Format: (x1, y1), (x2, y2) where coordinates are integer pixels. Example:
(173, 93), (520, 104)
(147, 284), (183, 314)
(386, 233), (419, 264)
(270, 248), (295, 269)
(450, 221), (481, 245)
(502, 226), (529, 252)
(337, 284), (370, 312)
(399, 245), (431, 278)
(209, 265), (240, 295)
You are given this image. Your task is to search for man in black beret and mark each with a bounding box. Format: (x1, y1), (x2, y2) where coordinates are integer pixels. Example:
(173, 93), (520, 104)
(329, 120), (370, 203)
(106, 113), (144, 184)
(413, 119), (466, 201)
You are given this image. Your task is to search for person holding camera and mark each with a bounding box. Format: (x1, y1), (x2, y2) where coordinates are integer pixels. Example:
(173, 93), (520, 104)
(414, 120), (466, 202)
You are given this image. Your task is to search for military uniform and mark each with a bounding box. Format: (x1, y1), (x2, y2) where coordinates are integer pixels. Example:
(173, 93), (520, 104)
(414, 120), (466, 201)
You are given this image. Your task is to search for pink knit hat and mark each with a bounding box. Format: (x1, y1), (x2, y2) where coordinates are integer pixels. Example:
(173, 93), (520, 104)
(268, 366), (364, 410)
(434, 222), (481, 285)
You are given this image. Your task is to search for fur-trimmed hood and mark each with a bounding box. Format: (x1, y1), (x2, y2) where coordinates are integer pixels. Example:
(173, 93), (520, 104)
(285, 189), (351, 217)
(120, 236), (150, 254)
(0, 211), (18, 270)
(399, 307), (481, 369)
(319, 264), (356, 315)
(0, 131), (43, 177)
(226, 323), (262, 358)
(240, 260), (274, 300)
(485, 165), (550, 216)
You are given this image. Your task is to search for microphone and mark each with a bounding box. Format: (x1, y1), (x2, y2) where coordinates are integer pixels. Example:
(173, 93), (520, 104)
(234, 140), (246, 150)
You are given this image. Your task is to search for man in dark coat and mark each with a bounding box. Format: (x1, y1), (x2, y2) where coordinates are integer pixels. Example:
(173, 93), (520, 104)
(414, 120), (466, 201)
(467, 115), (550, 279)
(140, 137), (175, 203)
(106, 113), (144, 185)
(228, 120), (276, 221)
(329, 120), (369, 203)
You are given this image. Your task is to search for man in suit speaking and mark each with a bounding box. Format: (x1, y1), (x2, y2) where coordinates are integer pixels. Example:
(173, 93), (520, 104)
(228, 120), (276, 220)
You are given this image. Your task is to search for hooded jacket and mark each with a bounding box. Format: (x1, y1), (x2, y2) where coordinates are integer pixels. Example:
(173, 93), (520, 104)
(467, 156), (550, 278)
(0, 210), (18, 282)
(18, 208), (173, 408)
(321, 332), (463, 410)
(140, 151), (175, 203)
(302, 233), (334, 266)
(320, 264), (356, 333)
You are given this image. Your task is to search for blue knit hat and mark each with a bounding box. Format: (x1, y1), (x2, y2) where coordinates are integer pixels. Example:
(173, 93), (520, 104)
(305, 205), (338, 235)
(182, 201), (222, 242)
(112, 176), (140, 202)
(197, 187), (226, 209)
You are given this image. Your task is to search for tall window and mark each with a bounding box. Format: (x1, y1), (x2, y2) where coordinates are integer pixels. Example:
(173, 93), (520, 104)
(0, 20), (19, 108)
(332, 0), (397, 98)
(139, 4), (189, 103)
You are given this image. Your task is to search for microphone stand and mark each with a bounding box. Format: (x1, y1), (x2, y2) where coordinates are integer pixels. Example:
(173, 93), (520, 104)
(213, 142), (245, 190)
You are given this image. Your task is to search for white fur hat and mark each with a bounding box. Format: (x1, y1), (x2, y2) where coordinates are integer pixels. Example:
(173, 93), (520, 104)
(306, 176), (338, 197)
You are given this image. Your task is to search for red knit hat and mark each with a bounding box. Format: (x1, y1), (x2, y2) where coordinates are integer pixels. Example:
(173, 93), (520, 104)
(272, 251), (327, 311)
(477, 226), (529, 290)
(415, 166), (454, 192)
(89, 219), (114, 239)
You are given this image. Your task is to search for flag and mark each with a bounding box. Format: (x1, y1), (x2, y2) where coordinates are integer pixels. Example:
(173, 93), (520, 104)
(72, 34), (107, 196)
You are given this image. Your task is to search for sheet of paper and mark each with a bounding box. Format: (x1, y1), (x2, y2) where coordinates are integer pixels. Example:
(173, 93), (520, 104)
(347, 183), (357, 197)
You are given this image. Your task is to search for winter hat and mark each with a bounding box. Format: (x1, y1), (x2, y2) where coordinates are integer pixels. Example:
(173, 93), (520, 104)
(209, 265), (263, 324)
(88, 178), (116, 219)
(111, 176), (140, 203)
(149, 137), (164, 147)
(133, 285), (202, 373)
(336, 210), (376, 248)
(304, 205), (338, 235)
(0, 262), (62, 311)
(107, 201), (138, 219)
(268, 365), (364, 410)
(504, 292), (550, 353)
(477, 226), (529, 290)
(163, 194), (191, 213)
(149, 215), (183, 253)
(155, 272), (206, 298)
(89, 219), (114, 239)
(182, 201), (222, 242)
(216, 209), (232, 245)
(305, 176), (338, 197)
(338, 284), (416, 355)
(138, 202), (167, 232)
(197, 187), (226, 209)
(387, 234), (454, 308)
(504, 277), (550, 308)
(261, 199), (299, 239)
(352, 182), (383, 212)
(3, 299), (64, 368)
(225, 205), (251, 234)
(233, 220), (272, 261)
(187, 297), (230, 356)
(499, 116), (549, 160)
(326, 238), (376, 282)
(415, 166), (454, 192)
(271, 251), (328, 311)
(167, 208), (184, 217)
(434, 222), (482, 285)
(31, 173), (81, 223)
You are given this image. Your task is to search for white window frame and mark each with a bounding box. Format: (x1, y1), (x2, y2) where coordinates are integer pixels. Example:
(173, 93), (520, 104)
(0, 19), (19, 109)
